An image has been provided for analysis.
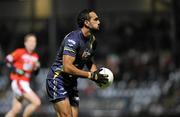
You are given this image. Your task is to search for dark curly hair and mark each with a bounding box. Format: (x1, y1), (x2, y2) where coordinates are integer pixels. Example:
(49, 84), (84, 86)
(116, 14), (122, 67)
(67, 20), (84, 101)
(77, 9), (95, 28)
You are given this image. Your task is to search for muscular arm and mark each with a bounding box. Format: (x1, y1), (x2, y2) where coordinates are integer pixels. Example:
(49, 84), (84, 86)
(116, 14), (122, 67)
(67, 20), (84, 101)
(90, 64), (97, 72)
(63, 55), (91, 78)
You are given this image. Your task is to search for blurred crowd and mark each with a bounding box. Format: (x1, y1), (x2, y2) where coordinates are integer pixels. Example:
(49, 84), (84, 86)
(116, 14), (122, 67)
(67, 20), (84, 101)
(0, 12), (180, 117)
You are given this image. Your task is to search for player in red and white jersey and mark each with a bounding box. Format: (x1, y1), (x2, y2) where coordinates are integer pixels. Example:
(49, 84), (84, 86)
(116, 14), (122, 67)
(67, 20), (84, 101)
(5, 34), (41, 117)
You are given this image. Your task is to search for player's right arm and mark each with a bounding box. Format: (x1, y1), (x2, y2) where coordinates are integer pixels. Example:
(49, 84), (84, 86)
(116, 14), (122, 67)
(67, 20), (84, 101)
(62, 37), (90, 78)
(63, 54), (90, 78)
(63, 54), (108, 84)
(62, 37), (108, 83)
(6, 49), (24, 75)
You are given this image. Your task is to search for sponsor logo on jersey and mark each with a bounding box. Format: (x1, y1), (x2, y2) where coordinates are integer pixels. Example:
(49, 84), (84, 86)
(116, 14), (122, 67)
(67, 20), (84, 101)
(68, 39), (76, 45)
(60, 91), (67, 95)
(22, 54), (38, 62)
(68, 44), (74, 47)
(82, 49), (91, 59)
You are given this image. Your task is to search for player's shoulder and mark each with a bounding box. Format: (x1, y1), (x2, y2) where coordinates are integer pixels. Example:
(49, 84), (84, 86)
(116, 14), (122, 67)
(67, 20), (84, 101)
(64, 29), (81, 44)
(14, 48), (26, 53)
(65, 29), (81, 38)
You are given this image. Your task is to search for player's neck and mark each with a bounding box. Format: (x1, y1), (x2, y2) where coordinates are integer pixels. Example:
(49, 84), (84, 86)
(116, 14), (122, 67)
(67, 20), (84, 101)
(26, 49), (33, 54)
(81, 27), (91, 38)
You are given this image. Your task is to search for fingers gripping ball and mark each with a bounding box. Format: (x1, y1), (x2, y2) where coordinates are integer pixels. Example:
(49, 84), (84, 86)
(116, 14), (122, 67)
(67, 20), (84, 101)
(97, 67), (114, 89)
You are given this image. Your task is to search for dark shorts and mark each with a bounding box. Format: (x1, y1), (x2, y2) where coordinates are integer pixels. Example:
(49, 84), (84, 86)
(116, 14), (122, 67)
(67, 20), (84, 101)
(46, 77), (79, 106)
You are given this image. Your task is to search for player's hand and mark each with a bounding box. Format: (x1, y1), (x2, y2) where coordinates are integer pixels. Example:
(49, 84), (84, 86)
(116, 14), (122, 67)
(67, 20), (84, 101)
(5, 60), (25, 75)
(34, 61), (40, 70)
(14, 68), (25, 75)
(90, 68), (108, 84)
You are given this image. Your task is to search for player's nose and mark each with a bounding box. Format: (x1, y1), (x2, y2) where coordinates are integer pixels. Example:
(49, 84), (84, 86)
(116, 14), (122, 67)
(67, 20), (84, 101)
(98, 20), (100, 25)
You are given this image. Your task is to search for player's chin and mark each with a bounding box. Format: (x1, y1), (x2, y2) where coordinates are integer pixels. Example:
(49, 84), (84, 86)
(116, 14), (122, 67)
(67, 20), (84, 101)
(91, 27), (100, 32)
(95, 27), (100, 31)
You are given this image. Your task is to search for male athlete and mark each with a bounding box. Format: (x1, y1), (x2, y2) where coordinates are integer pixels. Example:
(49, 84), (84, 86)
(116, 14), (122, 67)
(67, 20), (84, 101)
(5, 34), (41, 117)
(46, 9), (108, 117)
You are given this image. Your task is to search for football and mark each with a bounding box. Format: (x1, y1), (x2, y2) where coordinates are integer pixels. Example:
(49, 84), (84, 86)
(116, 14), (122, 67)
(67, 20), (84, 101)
(97, 67), (114, 89)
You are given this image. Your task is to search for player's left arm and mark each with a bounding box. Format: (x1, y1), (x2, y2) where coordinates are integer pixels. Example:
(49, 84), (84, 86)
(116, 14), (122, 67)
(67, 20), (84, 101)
(34, 61), (40, 71)
(32, 61), (40, 76)
(86, 59), (97, 72)
(88, 35), (97, 72)
(91, 64), (97, 72)
(32, 54), (40, 76)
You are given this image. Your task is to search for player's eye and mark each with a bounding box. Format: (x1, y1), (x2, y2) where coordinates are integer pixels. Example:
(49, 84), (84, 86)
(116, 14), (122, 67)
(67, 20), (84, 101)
(94, 17), (99, 21)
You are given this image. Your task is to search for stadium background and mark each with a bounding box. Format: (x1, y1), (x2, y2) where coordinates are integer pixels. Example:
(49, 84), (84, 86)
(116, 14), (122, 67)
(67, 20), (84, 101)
(0, 0), (180, 117)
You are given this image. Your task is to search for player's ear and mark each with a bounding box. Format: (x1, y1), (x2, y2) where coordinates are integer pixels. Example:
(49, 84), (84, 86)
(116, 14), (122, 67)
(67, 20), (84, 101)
(84, 20), (90, 27)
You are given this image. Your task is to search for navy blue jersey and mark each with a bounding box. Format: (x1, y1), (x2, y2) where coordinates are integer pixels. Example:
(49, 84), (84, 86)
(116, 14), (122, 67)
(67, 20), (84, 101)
(47, 29), (97, 85)
(46, 29), (97, 103)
